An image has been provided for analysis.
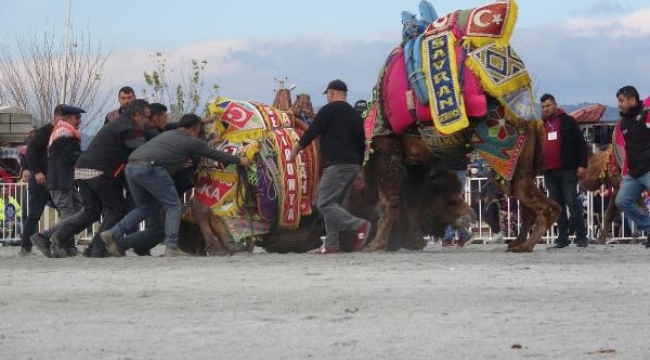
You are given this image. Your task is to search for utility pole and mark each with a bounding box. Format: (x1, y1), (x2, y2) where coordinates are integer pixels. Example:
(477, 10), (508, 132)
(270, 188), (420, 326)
(60, 0), (72, 104)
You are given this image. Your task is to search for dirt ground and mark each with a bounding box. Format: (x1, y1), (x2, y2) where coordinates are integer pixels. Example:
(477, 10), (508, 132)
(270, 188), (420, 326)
(1, 243), (649, 360)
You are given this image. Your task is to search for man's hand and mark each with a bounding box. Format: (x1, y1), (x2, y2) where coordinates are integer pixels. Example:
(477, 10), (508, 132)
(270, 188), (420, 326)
(203, 114), (218, 124)
(288, 144), (302, 162)
(35, 172), (46, 185)
(21, 170), (30, 183)
(577, 167), (587, 180)
(239, 157), (251, 168)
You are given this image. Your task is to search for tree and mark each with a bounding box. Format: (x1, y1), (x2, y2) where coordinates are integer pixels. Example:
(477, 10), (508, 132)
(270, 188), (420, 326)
(142, 52), (219, 121)
(0, 30), (110, 130)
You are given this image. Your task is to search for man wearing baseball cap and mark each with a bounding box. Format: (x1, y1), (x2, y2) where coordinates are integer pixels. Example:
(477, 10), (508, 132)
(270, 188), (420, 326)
(290, 79), (371, 254)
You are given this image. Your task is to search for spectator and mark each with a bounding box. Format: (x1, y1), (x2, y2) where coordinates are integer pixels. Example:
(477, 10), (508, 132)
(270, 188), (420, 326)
(614, 86), (650, 248)
(104, 86), (136, 124)
(540, 93), (589, 248)
(30, 106), (85, 257)
(19, 105), (64, 256)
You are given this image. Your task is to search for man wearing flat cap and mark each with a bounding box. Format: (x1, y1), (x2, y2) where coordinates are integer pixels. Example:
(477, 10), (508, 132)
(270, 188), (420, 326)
(20, 105), (64, 256)
(289, 79), (371, 254)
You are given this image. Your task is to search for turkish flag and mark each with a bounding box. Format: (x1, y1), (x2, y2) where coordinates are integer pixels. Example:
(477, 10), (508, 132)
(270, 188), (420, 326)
(222, 102), (254, 130)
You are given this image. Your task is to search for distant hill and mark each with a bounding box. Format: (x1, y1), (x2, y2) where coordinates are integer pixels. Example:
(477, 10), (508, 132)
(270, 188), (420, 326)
(560, 102), (619, 123)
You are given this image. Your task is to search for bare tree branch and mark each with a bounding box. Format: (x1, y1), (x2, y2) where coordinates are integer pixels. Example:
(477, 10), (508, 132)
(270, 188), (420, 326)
(0, 29), (111, 131)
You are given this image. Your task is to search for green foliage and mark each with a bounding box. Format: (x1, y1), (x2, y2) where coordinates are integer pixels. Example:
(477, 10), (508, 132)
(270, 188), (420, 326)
(141, 52), (219, 121)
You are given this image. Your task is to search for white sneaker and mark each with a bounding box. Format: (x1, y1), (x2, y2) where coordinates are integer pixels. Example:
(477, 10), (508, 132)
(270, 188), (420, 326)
(486, 232), (505, 244)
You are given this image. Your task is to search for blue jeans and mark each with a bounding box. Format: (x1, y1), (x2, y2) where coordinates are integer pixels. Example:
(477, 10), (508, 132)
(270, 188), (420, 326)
(444, 170), (469, 240)
(615, 172), (650, 233)
(110, 163), (181, 248)
(118, 211), (165, 253)
(544, 169), (587, 243)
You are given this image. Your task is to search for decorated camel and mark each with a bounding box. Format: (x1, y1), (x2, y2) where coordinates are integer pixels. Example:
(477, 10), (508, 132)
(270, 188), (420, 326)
(361, 0), (561, 252)
(177, 90), (324, 255)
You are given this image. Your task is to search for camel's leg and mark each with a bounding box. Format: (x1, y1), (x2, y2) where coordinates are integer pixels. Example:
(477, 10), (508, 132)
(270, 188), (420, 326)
(597, 200), (618, 244)
(507, 204), (535, 252)
(208, 215), (238, 254)
(363, 138), (403, 252)
(364, 191), (400, 251)
(190, 201), (231, 257)
(508, 178), (561, 253)
(402, 205), (426, 250)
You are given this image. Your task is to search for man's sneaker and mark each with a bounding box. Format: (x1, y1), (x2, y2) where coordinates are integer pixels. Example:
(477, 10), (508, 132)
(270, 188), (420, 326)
(164, 247), (190, 257)
(575, 239), (589, 248)
(19, 248), (33, 257)
(51, 235), (69, 258)
(457, 233), (473, 247)
(485, 232), (505, 244)
(354, 221), (372, 252)
(312, 247), (341, 254)
(68, 247), (79, 257)
(548, 241), (570, 249)
(100, 230), (123, 257)
(30, 233), (52, 258)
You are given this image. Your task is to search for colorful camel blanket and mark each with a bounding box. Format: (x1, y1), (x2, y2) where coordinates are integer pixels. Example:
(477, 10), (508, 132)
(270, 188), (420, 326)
(422, 30), (468, 135)
(471, 101), (526, 181)
(466, 43), (531, 101)
(194, 97), (318, 237)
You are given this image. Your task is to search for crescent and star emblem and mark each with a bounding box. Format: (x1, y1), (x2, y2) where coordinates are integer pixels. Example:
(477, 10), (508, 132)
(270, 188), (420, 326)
(226, 107), (247, 124)
(472, 8), (504, 28)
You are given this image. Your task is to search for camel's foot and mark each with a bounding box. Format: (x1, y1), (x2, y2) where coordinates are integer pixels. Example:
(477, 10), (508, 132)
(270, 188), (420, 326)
(205, 236), (233, 257)
(591, 236), (607, 245)
(507, 243), (535, 253)
(363, 241), (387, 252)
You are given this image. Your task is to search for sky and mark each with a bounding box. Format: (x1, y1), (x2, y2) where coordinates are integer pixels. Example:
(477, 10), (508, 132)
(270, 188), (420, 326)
(2, 0), (650, 124)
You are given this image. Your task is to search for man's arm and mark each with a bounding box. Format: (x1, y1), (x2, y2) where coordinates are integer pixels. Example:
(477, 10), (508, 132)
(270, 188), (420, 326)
(121, 128), (146, 150)
(188, 137), (247, 166)
(26, 127), (49, 184)
(289, 106), (331, 161)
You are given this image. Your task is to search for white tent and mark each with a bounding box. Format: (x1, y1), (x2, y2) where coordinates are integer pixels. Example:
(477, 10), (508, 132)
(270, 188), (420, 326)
(0, 105), (33, 145)
(0, 105), (31, 115)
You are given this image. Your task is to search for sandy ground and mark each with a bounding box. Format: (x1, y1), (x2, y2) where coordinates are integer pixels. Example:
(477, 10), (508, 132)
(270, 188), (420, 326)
(1, 243), (649, 360)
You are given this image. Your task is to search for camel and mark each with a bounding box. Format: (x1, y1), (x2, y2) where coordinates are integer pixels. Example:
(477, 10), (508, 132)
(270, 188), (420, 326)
(361, 0), (561, 253)
(177, 89), (323, 255)
(579, 146), (646, 244)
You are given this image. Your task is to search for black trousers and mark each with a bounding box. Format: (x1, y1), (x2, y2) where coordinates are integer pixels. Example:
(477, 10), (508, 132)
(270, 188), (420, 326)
(52, 175), (125, 256)
(20, 177), (52, 251)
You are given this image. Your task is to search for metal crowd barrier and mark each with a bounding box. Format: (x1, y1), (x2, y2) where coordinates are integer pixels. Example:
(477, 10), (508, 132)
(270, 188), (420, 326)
(463, 177), (642, 244)
(1, 178), (644, 246)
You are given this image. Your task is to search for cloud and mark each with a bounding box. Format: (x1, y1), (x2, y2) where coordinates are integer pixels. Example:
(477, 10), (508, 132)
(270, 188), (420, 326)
(564, 6), (650, 38)
(570, 0), (633, 16)
(102, 35), (394, 108)
(512, 27), (650, 106)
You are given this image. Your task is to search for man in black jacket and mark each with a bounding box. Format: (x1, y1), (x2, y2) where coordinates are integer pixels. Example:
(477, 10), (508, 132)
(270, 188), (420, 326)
(614, 86), (650, 248)
(289, 79), (371, 254)
(37, 100), (148, 258)
(540, 93), (589, 248)
(31, 106), (85, 257)
(19, 104), (64, 256)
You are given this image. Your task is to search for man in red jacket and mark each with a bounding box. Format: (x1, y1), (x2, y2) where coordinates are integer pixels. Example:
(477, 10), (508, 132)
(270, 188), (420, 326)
(541, 93), (589, 248)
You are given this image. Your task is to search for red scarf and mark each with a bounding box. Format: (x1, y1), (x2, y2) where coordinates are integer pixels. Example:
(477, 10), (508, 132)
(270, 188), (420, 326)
(48, 120), (81, 150)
